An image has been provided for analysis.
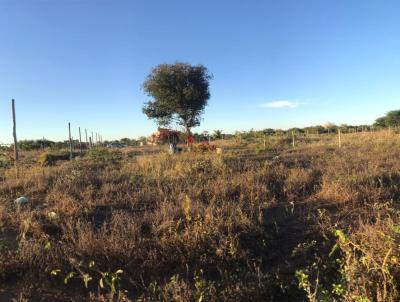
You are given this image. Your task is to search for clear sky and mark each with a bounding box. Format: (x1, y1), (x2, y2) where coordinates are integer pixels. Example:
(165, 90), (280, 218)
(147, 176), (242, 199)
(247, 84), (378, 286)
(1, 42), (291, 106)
(1, 0), (399, 143)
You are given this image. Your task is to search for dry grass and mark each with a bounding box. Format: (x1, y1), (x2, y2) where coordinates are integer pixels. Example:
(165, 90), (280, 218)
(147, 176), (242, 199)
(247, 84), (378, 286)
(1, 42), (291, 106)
(0, 131), (399, 301)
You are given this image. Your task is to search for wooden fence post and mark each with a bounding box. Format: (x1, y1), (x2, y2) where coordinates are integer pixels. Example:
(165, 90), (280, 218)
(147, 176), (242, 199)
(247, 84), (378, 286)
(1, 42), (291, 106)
(11, 99), (19, 176)
(85, 129), (88, 149)
(292, 131), (295, 148)
(263, 134), (266, 149)
(338, 128), (342, 148)
(79, 127), (83, 153)
(68, 123), (73, 160)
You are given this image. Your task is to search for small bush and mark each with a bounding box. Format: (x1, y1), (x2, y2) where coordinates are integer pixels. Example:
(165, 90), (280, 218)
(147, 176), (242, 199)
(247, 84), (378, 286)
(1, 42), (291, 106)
(193, 142), (217, 153)
(0, 159), (11, 168)
(88, 148), (123, 163)
(38, 151), (76, 166)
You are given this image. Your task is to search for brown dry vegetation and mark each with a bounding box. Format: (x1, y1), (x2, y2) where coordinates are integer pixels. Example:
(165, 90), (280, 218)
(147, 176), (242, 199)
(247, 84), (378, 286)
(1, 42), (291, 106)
(0, 131), (399, 301)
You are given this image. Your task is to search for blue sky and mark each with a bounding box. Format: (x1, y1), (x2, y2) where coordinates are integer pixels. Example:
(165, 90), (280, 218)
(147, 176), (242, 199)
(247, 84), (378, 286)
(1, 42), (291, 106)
(1, 0), (399, 143)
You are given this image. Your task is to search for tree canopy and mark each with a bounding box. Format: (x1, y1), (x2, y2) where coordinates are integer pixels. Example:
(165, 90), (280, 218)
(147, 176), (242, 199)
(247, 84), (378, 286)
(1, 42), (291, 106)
(142, 62), (212, 134)
(374, 110), (400, 127)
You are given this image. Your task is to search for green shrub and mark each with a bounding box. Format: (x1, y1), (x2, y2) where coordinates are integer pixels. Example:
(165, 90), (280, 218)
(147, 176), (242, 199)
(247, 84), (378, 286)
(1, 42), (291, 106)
(255, 146), (273, 154)
(88, 148), (122, 163)
(0, 159), (11, 168)
(38, 151), (76, 166)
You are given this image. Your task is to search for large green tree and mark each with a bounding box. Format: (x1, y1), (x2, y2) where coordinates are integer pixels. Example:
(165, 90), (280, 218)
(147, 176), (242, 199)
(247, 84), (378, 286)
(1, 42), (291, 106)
(374, 110), (400, 127)
(142, 62), (212, 135)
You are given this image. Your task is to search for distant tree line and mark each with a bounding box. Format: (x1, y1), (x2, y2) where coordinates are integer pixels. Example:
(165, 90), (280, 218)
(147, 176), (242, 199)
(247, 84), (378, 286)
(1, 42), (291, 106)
(4, 110), (399, 150)
(7, 139), (88, 151)
(18, 139), (56, 151)
(374, 110), (400, 128)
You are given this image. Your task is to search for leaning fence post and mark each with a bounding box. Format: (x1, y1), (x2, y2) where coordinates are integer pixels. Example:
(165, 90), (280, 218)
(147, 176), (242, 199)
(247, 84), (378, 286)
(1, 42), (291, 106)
(11, 99), (19, 177)
(68, 123), (73, 160)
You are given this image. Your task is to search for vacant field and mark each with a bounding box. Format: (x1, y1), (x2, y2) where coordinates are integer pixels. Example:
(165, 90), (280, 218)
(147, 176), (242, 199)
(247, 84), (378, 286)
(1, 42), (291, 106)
(0, 131), (399, 301)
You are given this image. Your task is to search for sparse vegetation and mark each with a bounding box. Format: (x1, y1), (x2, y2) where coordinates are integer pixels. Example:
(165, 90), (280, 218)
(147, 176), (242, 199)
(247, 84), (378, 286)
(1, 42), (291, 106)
(38, 150), (78, 166)
(0, 131), (399, 301)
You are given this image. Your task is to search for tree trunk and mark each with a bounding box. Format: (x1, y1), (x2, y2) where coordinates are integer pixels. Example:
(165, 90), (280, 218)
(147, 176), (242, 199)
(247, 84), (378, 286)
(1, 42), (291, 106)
(185, 125), (191, 150)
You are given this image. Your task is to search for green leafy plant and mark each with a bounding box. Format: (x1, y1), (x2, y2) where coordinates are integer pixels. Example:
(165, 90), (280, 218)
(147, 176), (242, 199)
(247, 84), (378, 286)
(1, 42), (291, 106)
(0, 159), (11, 168)
(99, 269), (124, 294)
(61, 259), (124, 295)
(194, 270), (215, 302)
(295, 269), (319, 302)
